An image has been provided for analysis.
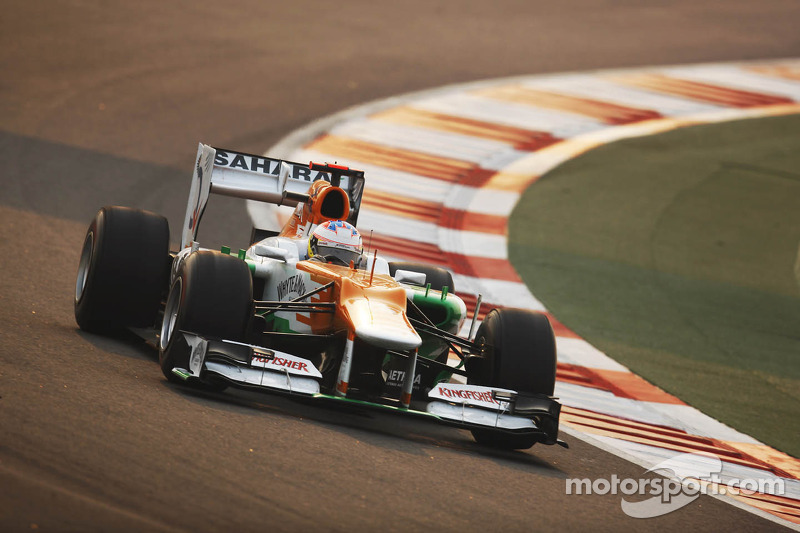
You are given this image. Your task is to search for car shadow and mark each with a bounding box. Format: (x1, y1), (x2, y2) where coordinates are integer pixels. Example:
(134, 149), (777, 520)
(165, 378), (568, 479)
(74, 326), (158, 363)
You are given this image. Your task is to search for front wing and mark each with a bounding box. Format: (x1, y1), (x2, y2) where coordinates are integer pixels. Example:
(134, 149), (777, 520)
(170, 332), (562, 445)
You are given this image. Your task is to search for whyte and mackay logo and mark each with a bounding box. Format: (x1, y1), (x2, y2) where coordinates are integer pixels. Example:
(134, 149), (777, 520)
(565, 452), (786, 519)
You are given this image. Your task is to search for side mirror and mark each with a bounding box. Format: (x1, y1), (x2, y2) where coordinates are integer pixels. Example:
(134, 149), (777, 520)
(393, 269), (426, 286)
(254, 244), (290, 261)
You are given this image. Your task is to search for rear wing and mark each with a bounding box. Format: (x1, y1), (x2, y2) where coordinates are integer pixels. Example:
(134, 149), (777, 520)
(182, 144), (365, 249)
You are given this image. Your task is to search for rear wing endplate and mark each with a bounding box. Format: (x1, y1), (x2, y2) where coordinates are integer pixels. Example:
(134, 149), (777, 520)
(182, 144), (365, 249)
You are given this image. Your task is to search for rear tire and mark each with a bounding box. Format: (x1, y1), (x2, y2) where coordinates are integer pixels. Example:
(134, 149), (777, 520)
(159, 251), (253, 385)
(75, 206), (170, 332)
(468, 308), (557, 450)
(388, 261), (455, 293)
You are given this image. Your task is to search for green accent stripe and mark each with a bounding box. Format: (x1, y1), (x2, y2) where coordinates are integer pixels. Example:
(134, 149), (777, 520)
(312, 393), (441, 419)
(171, 368), (191, 381)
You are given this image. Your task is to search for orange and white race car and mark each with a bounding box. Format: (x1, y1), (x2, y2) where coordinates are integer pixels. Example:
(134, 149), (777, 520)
(74, 144), (565, 450)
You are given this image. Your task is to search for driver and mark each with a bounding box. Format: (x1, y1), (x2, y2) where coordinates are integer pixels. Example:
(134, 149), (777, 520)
(307, 220), (363, 267)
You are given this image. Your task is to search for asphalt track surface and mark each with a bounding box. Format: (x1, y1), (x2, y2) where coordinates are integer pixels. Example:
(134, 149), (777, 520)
(2, 1), (799, 531)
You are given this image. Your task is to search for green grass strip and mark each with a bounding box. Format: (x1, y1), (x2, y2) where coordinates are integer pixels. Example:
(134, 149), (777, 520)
(509, 114), (800, 457)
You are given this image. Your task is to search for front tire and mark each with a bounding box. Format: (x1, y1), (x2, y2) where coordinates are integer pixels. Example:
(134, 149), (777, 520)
(468, 308), (557, 450)
(75, 206), (170, 332)
(159, 251), (253, 384)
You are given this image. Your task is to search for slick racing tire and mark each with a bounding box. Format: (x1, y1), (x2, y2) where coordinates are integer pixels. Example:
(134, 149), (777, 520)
(159, 251), (253, 385)
(388, 261), (455, 293)
(75, 206), (170, 333)
(468, 308), (557, 450)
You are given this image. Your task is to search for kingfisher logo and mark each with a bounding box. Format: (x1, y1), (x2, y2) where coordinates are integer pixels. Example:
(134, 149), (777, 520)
(253, 354), (310, 373)
(428, 384), (513, 411)
(436, 386), (499, 404)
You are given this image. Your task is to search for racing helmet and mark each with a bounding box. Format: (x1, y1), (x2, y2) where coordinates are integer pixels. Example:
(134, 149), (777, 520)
(308, 220), (363, 266)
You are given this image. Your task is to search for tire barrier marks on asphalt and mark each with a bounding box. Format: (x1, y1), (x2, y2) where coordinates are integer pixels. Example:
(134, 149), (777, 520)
(255, 60), (800, 526)
(561, 406), (794, 477)
(609, 73), (796, 107)
(474, 85), (664, 124)
(372, 107), (563, 150)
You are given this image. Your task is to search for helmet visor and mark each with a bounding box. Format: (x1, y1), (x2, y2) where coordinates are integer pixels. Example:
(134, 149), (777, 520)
(316, 244), (361, 266)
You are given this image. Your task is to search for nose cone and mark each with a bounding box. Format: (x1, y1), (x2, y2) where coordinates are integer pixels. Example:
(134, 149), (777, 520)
(354, 304), (423, 350)
(339, 279), (422, 351)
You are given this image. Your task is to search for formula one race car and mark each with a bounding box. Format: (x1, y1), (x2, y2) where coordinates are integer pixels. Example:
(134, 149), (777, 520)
(74, 144), (565, 450)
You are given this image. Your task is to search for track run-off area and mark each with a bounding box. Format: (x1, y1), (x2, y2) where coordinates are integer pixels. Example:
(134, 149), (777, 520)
(252, 59), (800, 527)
